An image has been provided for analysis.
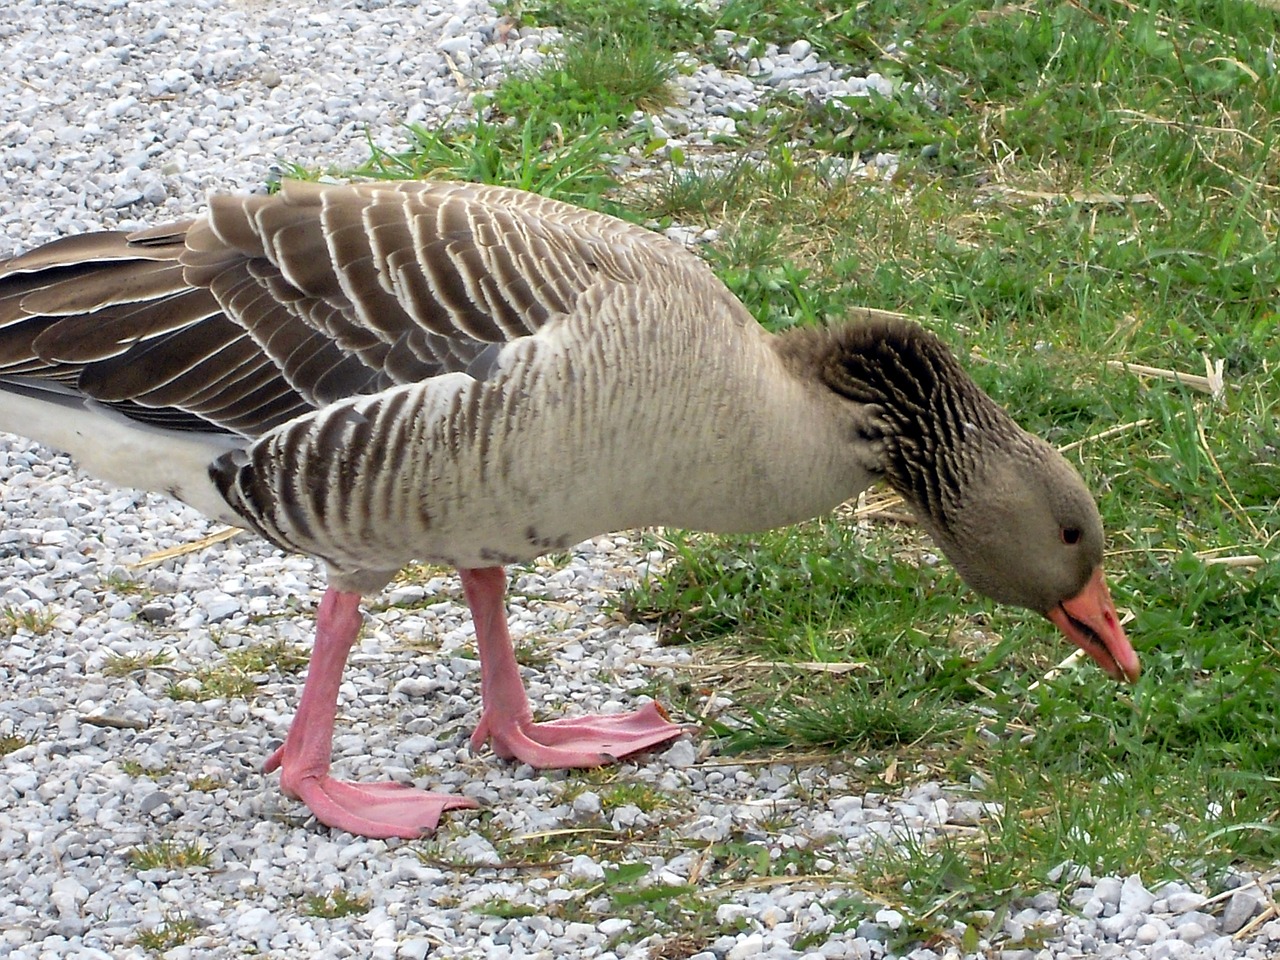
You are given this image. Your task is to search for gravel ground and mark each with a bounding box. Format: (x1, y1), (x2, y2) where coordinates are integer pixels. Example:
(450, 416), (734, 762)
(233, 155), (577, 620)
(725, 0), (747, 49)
(2, 2), (1279, 958)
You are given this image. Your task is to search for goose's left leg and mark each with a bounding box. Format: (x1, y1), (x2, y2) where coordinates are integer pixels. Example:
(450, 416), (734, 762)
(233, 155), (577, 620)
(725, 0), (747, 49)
(263, 588), (478, 839)
(462, 567), (687, 768)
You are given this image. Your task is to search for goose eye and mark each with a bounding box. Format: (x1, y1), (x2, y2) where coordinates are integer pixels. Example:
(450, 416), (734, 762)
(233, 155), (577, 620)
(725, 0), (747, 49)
(1061, 527), (1081, 545)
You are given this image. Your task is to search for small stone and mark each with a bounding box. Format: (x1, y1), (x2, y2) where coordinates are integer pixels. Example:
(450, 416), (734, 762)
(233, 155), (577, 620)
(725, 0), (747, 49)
(140, 178), (167, 204)
(677, 814), (723, 843)
(1183, 911), (1218, 934)
(1048, 860), (1083, 884)
(874, 909), (903, 931)
(1222, 886), (1265, 934)
(948, 800), (988, 825)
(203, 596), (239, 621)
(8, 147), (36, 168)
(1120, 874), (1157, 913)
(1093, 876), (1123, 907)
(438, 35), (474, 56)
(610, 803), (647, 830)
(663, 738), (696, 768)
(1166, 891), (1208, 913)
(398, 940), (431, 960)
(50, 877), (89, 916)
(567, 854), (603, 881)
(234, 906), (279, 940)
(1098, 913), (1134, 938)
(854, 921), (887, 942)
(599, 917), (631, 936)
(1136, 921), (1163, 943)
(387, 585), (426, 605)
(1175, 921), (1207, 942)
(54, 915), (87, 938)
(726, 934), (765, 959)
(111, 191), (141, 211)
(662, 225), (700, 247)
(138, 603), (173, 623)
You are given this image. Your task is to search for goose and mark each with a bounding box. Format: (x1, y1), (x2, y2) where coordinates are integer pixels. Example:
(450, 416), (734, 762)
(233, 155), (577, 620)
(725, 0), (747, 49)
(0, 179), (1138, 839)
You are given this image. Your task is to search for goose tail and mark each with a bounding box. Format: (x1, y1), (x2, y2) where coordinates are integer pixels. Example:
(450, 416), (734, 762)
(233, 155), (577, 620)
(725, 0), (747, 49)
(0, 381), (244, 525)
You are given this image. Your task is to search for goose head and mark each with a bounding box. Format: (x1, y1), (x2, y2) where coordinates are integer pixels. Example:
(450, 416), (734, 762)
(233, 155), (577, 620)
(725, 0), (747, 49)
(807, 318), (1139, 682)
(921, 438), (1139, 682)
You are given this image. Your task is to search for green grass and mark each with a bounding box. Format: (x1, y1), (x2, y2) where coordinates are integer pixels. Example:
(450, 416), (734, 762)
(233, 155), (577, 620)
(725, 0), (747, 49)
(0, 604), (57, 638)
(313, 0), (1280, 949)
(127, 840), (211, 871)
(485, 29), (676, 131)
(103, 649), (173, 677)
(345, 116), (636, 212)
(621, 0), (1280, 916)
(325, 6), (676, 214)
(136, 912), (199, 953)
(504, 0), (875, 68)
(120, 759), (171, 779)
(166, 639), (308, 702)
(302, 889), (371, 919)
(558, 771), (675, 815)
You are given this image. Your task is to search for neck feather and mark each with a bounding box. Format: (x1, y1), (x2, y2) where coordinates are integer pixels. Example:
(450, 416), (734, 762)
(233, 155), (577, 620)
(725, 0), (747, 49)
(778, 316), (1026, 525)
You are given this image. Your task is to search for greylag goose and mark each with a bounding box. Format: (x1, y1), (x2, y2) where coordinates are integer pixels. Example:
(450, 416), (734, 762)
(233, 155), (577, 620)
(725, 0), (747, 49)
(0, 180), (1138, 839)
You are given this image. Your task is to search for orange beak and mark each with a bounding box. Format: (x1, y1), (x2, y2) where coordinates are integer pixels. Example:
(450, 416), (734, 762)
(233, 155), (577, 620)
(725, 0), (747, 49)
(1045, 566), (1140, 683)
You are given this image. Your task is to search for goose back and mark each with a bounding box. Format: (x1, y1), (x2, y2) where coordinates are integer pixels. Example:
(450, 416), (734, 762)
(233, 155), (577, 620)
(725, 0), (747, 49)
(0, 181), (686, 437)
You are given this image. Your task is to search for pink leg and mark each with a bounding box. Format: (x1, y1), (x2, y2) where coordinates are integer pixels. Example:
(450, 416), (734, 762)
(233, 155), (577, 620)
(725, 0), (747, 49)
(461, 567), (686, 768)
(263, 587), (477, 839)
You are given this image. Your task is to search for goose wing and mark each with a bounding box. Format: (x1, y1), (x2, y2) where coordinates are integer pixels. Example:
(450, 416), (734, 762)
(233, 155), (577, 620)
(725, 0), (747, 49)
(0, 180), (689, 439)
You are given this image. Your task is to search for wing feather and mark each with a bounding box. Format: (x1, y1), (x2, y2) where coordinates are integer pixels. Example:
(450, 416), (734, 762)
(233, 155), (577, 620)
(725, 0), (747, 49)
(0, 179), (697, 442)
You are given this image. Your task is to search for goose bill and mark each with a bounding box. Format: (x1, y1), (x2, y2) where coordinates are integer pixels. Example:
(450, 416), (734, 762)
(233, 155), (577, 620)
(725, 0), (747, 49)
(1045, 567), (1140, 683)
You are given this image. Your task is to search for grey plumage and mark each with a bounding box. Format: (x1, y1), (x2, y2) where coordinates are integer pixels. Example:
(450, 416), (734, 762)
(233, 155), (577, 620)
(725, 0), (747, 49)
(0, 179), (1140, 838)
(0, 178), (1112, 624)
